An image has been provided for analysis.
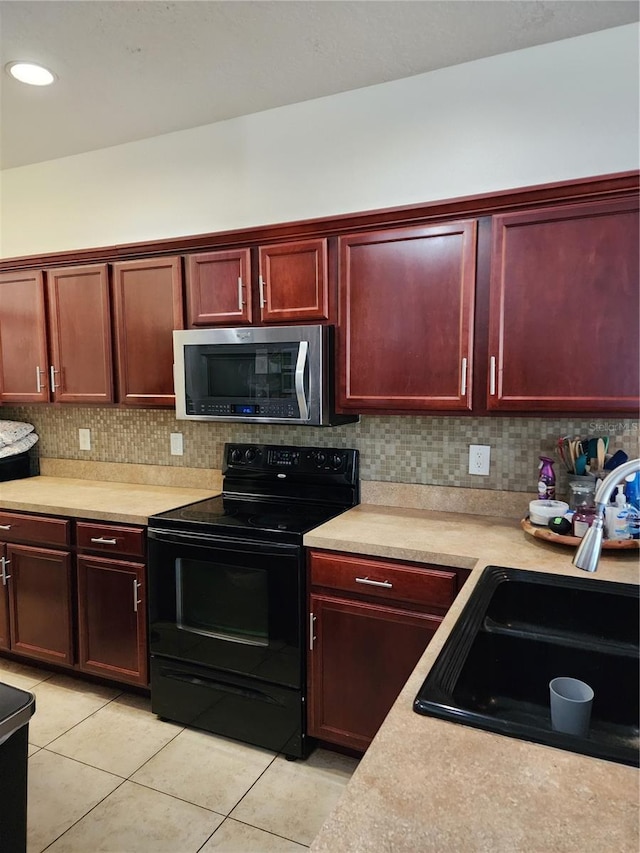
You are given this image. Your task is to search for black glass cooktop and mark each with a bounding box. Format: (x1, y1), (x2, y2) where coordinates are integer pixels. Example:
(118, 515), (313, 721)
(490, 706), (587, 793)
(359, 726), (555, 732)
(149, 495), (347, 543)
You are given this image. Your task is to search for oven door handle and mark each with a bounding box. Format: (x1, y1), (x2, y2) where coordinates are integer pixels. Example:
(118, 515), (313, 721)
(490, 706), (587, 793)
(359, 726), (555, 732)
(160, 667), (284, 706)
(147, 526), (298, 556)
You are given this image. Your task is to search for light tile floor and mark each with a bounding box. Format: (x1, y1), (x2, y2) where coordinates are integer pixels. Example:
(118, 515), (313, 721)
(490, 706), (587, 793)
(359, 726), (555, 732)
(0, 658), (359, 853)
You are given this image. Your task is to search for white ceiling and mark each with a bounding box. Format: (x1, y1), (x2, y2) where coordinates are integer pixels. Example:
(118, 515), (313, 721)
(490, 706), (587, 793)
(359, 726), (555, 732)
(1, 1), (638, 170)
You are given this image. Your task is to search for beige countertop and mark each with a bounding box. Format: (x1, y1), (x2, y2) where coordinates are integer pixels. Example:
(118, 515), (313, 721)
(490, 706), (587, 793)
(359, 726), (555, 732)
(0, 475), (219, 524)
(305, 504), (639, 853)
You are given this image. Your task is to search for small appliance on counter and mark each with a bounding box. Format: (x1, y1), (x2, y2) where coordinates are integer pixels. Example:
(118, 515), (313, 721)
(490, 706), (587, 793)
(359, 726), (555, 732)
(147, 442), (360, 759)
(0, 421), (38, 482)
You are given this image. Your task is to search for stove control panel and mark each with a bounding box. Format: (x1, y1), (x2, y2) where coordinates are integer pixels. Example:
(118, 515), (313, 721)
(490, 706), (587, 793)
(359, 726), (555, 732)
(225, 444), (356, 476)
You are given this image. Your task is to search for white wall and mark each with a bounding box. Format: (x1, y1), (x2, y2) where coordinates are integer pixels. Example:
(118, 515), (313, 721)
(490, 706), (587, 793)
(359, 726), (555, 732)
(1, 24), (638, 259)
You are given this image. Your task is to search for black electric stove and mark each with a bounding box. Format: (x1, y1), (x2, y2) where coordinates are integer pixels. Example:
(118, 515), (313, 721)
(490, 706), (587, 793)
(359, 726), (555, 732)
(150, 443), (359, 545)
(146, 443), (359, 759)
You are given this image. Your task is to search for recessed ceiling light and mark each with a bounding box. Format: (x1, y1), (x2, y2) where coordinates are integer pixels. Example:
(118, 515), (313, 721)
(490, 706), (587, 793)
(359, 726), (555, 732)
(6, 61), (56, 86)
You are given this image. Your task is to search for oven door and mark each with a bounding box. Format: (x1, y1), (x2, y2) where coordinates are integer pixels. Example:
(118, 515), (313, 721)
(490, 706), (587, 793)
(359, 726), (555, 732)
(147, 528), (303, 689)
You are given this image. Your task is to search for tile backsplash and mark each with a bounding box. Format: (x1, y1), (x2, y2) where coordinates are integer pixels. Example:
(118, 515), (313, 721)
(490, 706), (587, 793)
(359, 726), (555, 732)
(4, 406), (639, 500)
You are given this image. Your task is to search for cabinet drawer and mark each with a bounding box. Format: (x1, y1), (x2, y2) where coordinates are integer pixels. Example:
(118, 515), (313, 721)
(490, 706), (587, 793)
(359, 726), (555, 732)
(309, 550), (457, 610)
(76, 522), (145, 559)
(0, 511), (71, 547)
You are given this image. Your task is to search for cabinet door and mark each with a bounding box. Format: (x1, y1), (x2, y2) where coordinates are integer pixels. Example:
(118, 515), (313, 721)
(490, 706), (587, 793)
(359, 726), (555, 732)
(259, 238), (329, 323)
(112, 256), (184, 406)
(0, 544), (9, 651)
(186, 249), (252, 326)
(0, 270), (49, 403)
(339, 221), (476, 412)
(46, 263), (114, 403)
(487, 198), (639, 412)
(7, 544), (73, 666)
(308, 593), (441, 752)
(77, 555), (147, 686)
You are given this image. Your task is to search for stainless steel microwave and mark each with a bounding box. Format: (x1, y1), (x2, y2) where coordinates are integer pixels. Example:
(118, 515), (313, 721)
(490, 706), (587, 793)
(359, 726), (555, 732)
(173, 324), (357, 426)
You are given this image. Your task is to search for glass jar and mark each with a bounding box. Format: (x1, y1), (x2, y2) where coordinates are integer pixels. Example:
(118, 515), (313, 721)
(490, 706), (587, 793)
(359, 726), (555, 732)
(570, 483), (596, 538)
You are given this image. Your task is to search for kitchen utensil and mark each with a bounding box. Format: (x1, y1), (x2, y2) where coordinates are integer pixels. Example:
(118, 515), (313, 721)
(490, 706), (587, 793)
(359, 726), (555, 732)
(596, 438), (606, 472)
(574, 453), (587, 476)
(604, 449), (628, 471)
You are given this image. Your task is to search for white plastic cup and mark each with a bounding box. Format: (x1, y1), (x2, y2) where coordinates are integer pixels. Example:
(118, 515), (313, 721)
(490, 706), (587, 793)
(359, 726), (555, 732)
(549, 677), (594, 737)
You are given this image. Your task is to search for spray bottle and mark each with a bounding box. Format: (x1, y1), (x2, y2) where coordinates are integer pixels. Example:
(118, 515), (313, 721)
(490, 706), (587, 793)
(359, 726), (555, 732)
(537, 456), (556, 501)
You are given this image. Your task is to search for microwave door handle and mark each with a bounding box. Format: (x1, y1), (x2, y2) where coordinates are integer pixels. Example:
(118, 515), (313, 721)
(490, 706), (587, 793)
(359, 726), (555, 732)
(295, 340), (309, 420)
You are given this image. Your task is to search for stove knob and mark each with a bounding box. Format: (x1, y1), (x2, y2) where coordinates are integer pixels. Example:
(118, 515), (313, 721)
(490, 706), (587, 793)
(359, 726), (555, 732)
(230, 448), (243, 464)
(316, 451), (326, 467)
(331, 453), (343, 469)
(245, 448), (257, 463)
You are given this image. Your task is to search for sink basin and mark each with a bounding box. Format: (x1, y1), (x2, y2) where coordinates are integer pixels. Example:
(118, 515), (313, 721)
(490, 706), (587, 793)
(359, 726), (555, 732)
(414, 566), (639, 766)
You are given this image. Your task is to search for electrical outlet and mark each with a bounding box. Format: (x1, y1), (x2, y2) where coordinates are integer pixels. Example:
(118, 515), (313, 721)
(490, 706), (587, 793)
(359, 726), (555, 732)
(78, 428), (91, 451)
(468, 444), (490, 476)
(170, 432), (184, 456)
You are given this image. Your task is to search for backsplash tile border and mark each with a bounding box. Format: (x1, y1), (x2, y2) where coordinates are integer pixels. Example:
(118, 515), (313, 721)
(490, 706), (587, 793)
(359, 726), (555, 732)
(4, 405), (639, 502)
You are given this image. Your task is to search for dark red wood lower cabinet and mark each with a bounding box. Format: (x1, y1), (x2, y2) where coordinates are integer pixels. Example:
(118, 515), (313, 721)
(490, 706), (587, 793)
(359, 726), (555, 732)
(308, 594), (441, 752)
(77, 555), (147, 686)
(8, 544), (73, 665)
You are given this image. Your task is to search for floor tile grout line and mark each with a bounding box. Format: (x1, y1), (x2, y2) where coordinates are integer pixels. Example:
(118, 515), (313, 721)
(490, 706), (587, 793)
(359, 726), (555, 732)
(29, 688), (126, 751)
(35, 746), (128, 781)
(203, 814), (311, 851)
(38, 777), (129, 853)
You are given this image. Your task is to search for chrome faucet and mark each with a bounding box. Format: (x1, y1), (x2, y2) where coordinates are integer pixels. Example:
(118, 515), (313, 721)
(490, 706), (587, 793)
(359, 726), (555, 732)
(573, 457), (640, 572)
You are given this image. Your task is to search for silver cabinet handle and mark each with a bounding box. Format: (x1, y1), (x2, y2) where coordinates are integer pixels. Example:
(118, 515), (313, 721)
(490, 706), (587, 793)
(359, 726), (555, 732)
(90, 537), (117, 545)
(50, 365), (59, 392)
(133, 579), (142, 613)
(0, 524), (11, 530)
(309, 612), (317, 651)
(36, 365), (46, 393)
(1, 557), (11, 585)
(258, 275), (266, 308)
(489, 356), (496, 396)
(237, 276), (244, 310)
(355, 576), (393, 589)
(460, 356), (468, 397)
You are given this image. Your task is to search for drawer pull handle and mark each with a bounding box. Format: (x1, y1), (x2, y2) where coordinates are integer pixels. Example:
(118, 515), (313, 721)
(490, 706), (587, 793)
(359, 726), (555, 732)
(0, 524), (12, 530)
(355, 576), (393, 589)
(90, 537), (117, 545)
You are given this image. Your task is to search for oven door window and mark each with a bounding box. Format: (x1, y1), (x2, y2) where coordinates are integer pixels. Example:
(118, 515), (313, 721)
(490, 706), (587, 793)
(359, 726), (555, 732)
(176, 558), (268, 647)
(148, 535), (302, 689)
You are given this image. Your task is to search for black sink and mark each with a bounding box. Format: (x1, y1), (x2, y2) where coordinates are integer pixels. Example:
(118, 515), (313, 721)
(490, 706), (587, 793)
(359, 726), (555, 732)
(414, 566), (639, 766)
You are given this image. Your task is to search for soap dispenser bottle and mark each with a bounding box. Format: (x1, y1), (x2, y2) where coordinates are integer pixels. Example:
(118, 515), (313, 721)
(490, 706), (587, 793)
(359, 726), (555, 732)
(605, 485), (629, 540)
(537, 456), (556, 500)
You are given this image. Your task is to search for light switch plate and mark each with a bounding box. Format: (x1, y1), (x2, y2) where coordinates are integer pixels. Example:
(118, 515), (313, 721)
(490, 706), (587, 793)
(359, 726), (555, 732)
(79, 428), (91, 451)
(468, 444), (490, 476)
(170, 432), (184, 456)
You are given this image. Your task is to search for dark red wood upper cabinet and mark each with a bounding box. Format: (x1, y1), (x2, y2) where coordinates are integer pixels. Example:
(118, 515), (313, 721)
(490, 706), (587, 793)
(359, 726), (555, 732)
(186, 249), (252, 327)
(259, 238), (329, 323)
(487, 198), (639, 412)
(0, 270), (49, 403)
(338, 221), (477, 412)
(46, 263), (114, 404)
(112, 256), (184, 406)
